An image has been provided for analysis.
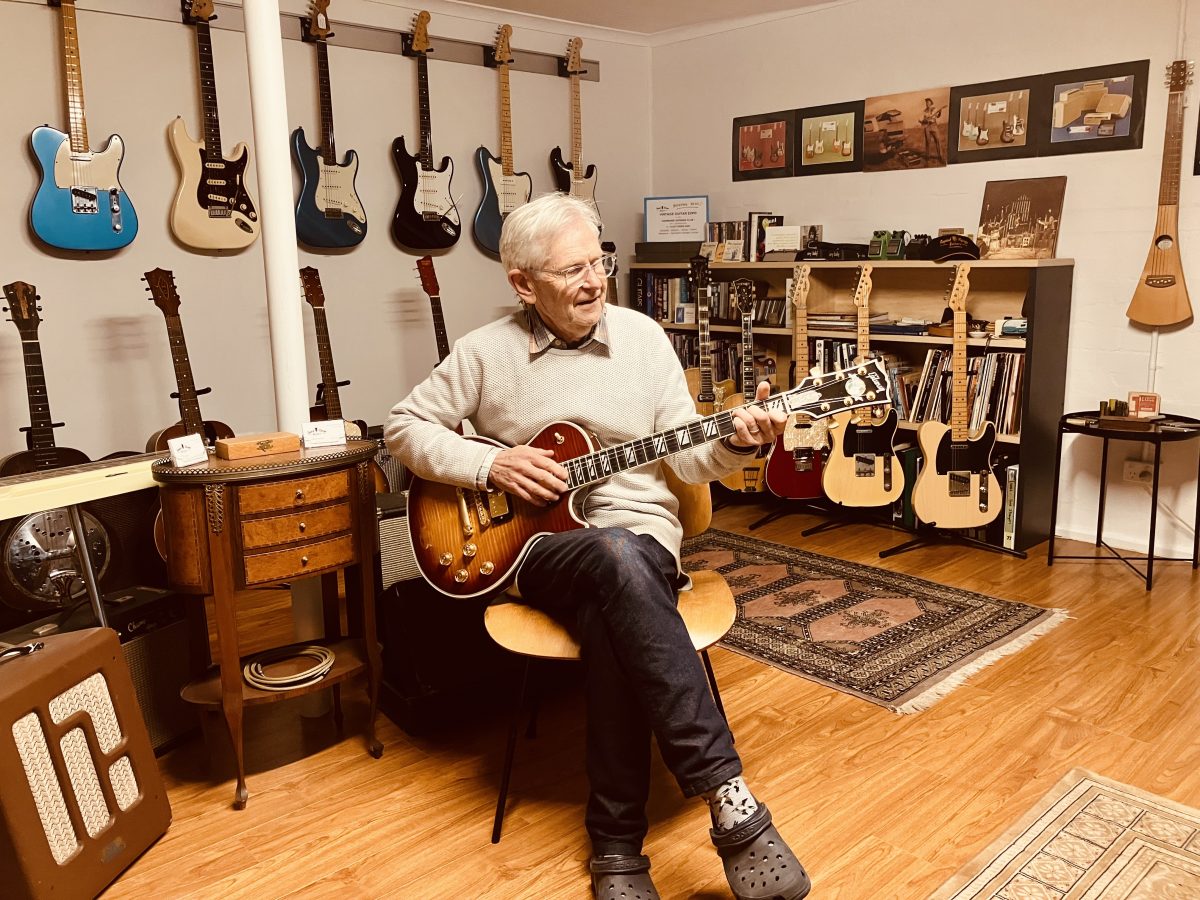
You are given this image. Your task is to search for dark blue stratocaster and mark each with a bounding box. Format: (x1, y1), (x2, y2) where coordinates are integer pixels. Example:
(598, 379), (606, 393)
(30, 0), (138, 252)
(292, 0), (366, 249)
(473, 25), (532, 256)
(391, 11), (461, 251)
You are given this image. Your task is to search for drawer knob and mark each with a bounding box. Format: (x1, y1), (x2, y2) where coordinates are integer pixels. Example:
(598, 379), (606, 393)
(300, 555), (309, 566)
(298, 521), (307, 533)
(295, 489), (305, 501)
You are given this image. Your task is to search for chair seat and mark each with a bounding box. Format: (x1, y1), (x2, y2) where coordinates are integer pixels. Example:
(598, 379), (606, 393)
(483, 569), (735, 661)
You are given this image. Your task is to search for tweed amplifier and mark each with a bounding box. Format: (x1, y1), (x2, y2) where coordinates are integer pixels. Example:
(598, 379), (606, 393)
(0, 628), (172, 900)
(377, 491), (420, 589)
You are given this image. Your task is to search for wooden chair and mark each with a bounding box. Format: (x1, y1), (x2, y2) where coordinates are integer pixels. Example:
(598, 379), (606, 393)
(482, 467), (735, 842)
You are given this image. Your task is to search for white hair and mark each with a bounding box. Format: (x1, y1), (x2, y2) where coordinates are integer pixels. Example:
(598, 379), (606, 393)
(499, 193), (601, 274)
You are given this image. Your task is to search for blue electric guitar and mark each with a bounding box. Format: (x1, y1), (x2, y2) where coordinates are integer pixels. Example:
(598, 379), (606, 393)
(30, 0), (138, 252)
(292, 0), (367, 249)
(473, 25), (532, 255)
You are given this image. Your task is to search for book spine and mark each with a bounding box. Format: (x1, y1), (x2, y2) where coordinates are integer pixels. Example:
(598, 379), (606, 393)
(1003, 463), (1019, 549)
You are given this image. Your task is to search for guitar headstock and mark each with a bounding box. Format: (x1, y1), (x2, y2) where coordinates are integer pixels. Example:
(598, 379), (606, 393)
(143, 268), (182, 318)
(299, 266), (326, 308)
(945, 263), (971, 314)
(851, 264), (874, 309)
(1166, 59), (1194, 93)
(565, 37), (583, 76)
(787, 264), (811, 310)
(411, 10), (432, 55)
(787, 358), (890, 421)
(731, 278), (757, 320)
(493, 24), (514, 67)
(687, 255), (711, 294)
(416, 256), (440, 296)
(182, 0), (215, 24)
(3, 281), (43, 340)
(303, 0), (333, 42)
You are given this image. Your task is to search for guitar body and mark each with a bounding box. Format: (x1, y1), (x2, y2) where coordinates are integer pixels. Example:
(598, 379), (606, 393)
(716, 393), (767, 493)
(0, 446), (90, 476)
(407, 426), (592, 598)
(549, 147), (599, 208)
(473, 147), (532, 255)
(391, 136), (461, 249)
(683, 368), (735, 417)
(291, 127), (367, 248)
(167, 118), (259, 250)
(145, 419), (235, 453)
(1127, 209), (1192, 326)
(29, 126), (138, 251)
(821, 408), (903, 507)
(911, 420), (1002, 529)
(764, 435), (824, 500)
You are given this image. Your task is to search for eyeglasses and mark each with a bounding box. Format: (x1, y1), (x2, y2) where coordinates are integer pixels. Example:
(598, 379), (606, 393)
(537, 253), (618, 286)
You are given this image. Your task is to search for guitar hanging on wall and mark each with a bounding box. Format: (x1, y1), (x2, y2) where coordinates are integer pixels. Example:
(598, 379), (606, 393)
(473, 25), (532, 256)
(764, 264), (829, 501)
(911, 264), (1002, 529)
(299, 266), (367, 438)
(717, 279), (768, 494)
(292, 0), (368, 249)
(30, 0), (139, 252)
(821, 264), (904, 507)
(392, 10), (461, 250)
(169, 0), (259, 251)
(550, 37), (599, 220)
(0, 281), (112, 611)
(683, 256), (735, 416)
(1127, 59), (1194, 327)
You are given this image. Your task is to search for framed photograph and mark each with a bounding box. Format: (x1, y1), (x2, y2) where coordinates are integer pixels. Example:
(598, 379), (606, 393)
(643, 195), (709, 242)
(977, 176), (1068, 260)
(863, 87), (950, 172)
(948, 77), (1039, 164)
(795, 100), (864, 175)
(1035, 59), (1149, 156)
(732, 111), (795, 181)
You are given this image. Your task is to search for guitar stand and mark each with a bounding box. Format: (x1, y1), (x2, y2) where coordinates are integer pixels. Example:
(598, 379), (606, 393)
(880, 526), (1027, 560)
(748, 499), (835, 531)
(800, 507), (898, 538)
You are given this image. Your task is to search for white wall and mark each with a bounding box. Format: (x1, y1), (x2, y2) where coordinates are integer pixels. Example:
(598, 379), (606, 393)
(651, 0), (1200, 557)
(0, 0), (650, 458)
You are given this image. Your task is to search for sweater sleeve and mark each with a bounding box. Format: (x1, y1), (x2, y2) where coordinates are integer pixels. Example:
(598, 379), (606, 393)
(383, 341), (501, 490)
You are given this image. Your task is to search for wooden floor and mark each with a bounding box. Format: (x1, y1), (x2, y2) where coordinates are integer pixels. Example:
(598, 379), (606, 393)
(106, 502), (1200, 899)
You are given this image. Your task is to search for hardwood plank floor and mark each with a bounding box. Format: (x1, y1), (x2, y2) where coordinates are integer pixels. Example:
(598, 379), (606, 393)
(104, 501), (1200, 899)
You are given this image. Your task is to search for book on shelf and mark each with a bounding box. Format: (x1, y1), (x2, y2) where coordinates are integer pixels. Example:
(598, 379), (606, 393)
(807, 311), (892, 330)
(1003, 463), (1019, 549)
(746, 212), (784, 262)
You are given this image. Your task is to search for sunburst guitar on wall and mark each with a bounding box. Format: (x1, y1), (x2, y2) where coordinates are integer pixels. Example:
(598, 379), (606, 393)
(473, 25), (532, 256)
(292, 0), (367, 249)
(683, 256), (735, 416)
(392, 11), (461, 250)
(717, 279), (768, 494)
(1127, 59), (1194, 327)
(821, 264), (904, 507)
(550, 37), (599, 221)
(169, 0), (259, 251)
(764, 264), (829, 501)
(911, 264), (1002, 529)
(30, 0), (138, 251)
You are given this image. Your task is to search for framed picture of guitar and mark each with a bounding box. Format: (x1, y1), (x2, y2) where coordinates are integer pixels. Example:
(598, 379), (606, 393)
(732, 110), (795, 181)
(794, 100), (864, 176)
(1034, 59), (1149, 157)
(948, 76), (1040, 165)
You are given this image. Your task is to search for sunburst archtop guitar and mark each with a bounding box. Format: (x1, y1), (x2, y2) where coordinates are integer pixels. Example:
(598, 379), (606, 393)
(682, 256), (735, 416)
(717, 279), (768, 494)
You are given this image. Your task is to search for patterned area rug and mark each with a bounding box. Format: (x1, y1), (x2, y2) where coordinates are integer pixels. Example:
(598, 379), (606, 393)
(931, 769), (1200, 898)
(681, 529), (1066, 713)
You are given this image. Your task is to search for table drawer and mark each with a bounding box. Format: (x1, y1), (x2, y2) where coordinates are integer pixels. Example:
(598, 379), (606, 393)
(238, 470), (350, 514)
(240, 502), (352, 551)
(243, 534), (357, 586)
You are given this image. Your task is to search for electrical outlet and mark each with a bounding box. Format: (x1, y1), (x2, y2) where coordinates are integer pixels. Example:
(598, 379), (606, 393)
(1123, 460), (1154, 484)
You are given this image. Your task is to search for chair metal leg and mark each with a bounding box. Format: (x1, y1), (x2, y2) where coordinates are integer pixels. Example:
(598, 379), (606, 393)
(492, 658), (531, 844)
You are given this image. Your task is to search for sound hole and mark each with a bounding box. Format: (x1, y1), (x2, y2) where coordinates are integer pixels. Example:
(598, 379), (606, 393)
(1155, 234), (1174, 250)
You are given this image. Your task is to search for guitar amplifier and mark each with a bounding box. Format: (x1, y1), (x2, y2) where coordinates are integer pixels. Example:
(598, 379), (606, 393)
(368, 431), (408, 493)
(377, 491), (420, 589)
(0, 628), (172, 900)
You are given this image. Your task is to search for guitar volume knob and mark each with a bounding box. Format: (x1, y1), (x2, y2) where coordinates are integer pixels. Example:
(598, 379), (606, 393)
(463, 543), (477, 558)
(439, 553), (453, 566)
(480, 561), (495, 575)
(454, 569), (468, 583)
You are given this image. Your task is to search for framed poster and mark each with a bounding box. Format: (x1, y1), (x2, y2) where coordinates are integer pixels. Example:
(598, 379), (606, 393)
(732, 111), (795, 181)
(795, 100), (865, 176)
(863, 87), (951, 171)
(643, 196), (708, 241)
(1035, 59), (1149, 156)
(977, 176), (1068, 260)
(948, 77), (1040, 164)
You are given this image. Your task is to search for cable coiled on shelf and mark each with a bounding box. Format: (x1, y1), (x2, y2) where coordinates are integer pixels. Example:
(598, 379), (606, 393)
(243, 644), (335, 692)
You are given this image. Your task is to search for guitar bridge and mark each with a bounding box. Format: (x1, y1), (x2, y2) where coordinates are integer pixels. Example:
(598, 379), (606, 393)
(948, 472), (970, 498)
(1145, 275), (1176, 288)
(70, 186), (99, 214)
(853, 454), (876, 478)
(323, 207), (344, 219)
(486, 489), (512, 522)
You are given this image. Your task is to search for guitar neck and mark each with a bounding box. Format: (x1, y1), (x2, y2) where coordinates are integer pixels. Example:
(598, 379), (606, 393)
(569, 74), (583, 173)
(791, 268), (810, 378)
(740, 310), (755, 402)
(311, 307), (343, 420)
(417, 54), (433, 168)
(162, 314), (207, 436)
(697, 285), (715, 395)
(498, 63), (514, 176)
(315, 40), (337, 160)
(18, 336), (60, 464)
(194, 21), (224, 157)
(428, 293), (451, 363)
(854, 265), (874, 363)
(951, 305), (970, 441)
(58, 0), (90, 152)
(1157, 89), (1185, 211)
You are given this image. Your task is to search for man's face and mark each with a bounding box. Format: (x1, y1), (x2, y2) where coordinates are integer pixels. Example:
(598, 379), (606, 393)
(509, 218), (606, 343)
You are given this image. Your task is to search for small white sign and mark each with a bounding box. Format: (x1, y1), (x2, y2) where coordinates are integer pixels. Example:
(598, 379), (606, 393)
(643, 195), (709, 242)
(167, 433), (208, 467)
(302, 419), (348, 448)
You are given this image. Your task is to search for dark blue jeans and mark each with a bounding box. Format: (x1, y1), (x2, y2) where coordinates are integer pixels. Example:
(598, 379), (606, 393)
(516, 527), (742, 856)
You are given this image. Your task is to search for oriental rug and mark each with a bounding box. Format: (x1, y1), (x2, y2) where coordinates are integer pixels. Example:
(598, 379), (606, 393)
(681, 529), (1066, 714)
(931, 769), (1200, 899)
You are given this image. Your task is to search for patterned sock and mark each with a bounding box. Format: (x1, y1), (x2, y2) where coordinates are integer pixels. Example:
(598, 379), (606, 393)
(702, 776), (759, 832)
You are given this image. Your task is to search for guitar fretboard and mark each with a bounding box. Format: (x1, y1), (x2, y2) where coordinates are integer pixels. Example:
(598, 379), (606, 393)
(697, 283), (715, 397)
(428, 293), (451, 363)
(498, 61), (514, 176)
(569, 71), (583, 174)
(19, 337), (60, 468)
(58, 0), (90, 153)
(853, 265), (874, 364)
(311, 307), (344, 421)
(315, 41), (337, 161)
(416, 54), (433, 169)
(948, 266), (972, 442)
(193, 21), (224, 158)
(739, 305), (755, 403)
(790, 265), (810, 380)
(1158, 89), (1184, 208)
(162, 315), (206, 438)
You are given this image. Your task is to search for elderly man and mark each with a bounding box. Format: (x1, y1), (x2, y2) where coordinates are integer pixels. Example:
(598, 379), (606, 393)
(385, 193), (810, 900)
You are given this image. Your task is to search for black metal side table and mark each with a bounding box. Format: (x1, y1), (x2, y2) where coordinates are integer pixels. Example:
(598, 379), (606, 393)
(1047, 412), (1200, 590)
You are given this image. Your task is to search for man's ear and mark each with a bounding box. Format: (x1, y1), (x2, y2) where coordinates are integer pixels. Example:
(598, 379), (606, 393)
(508, 269), (536, 305)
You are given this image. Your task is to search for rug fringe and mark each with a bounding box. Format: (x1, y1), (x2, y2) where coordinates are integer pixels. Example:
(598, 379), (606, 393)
(892, 609), (1071, 714)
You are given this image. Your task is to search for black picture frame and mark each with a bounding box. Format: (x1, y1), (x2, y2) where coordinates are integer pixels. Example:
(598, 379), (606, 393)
(948, 77), (1040, 165)
(732, 110), (796, 181)
(794, 100), (865, 176)
(1035, 59), (1149, 157)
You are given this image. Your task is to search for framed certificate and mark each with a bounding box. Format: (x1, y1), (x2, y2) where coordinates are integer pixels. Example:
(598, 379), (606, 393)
(644, 195), (709, 241)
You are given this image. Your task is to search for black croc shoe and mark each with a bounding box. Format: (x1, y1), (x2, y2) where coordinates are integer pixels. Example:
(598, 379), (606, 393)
(710, 803), (811, 900)
(589, 854), (660, 900)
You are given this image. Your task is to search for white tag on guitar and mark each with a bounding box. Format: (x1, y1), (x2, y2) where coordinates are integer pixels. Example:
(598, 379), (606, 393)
(167, 433), (208, 467)
(302, 419), (347, 448)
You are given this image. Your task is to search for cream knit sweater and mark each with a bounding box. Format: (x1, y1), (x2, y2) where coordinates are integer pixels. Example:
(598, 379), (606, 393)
(384, 305), (749, 564)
